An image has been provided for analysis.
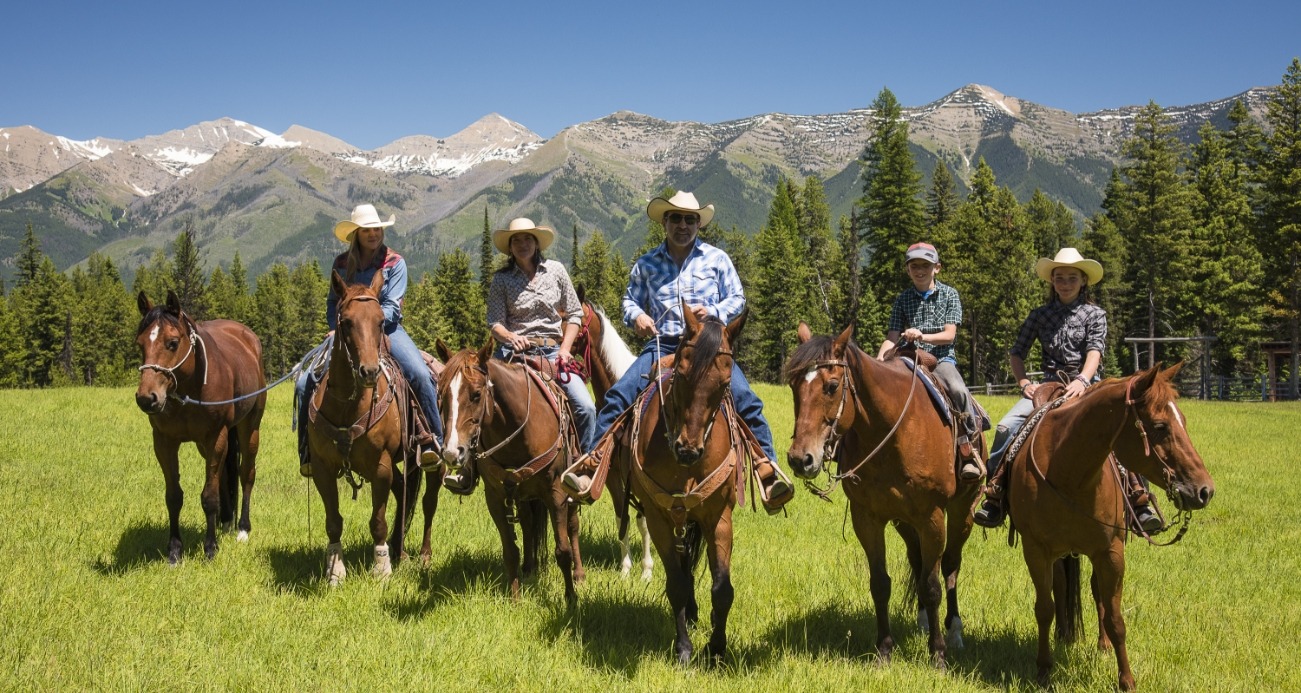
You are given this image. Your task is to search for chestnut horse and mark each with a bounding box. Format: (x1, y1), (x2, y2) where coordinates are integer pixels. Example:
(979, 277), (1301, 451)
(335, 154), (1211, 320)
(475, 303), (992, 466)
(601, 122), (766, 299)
(1004, 362), (1214, 691)
(135, 290), (265, 564)
(572, 296), (654, 580)
(631, 307), (748, 665)
(784, 323), (983, 669)
(305, 270), (428, 586)
(436, 341), (583, 605)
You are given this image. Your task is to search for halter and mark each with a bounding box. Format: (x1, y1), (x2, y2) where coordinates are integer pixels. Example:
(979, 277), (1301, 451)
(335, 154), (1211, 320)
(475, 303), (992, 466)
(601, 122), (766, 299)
(330, 293), (383, 399)
(138, 321), (208, 400)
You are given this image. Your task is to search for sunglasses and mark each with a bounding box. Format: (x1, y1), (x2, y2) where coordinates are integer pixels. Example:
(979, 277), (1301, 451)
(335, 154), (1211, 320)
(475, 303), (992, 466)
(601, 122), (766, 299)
(666, 213), (699, 225)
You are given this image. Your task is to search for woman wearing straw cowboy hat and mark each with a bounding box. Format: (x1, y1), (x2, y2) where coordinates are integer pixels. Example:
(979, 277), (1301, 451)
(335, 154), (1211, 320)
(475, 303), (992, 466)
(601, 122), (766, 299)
(440, 218), (597, 494)
(972, 248), (1159, 531)
(561, 191), (793, 513)
(293, 204), (443, 477)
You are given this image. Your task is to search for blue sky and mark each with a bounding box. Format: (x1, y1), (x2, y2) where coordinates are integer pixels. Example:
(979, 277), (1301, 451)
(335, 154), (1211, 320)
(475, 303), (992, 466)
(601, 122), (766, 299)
(7, 0), (1298, 150)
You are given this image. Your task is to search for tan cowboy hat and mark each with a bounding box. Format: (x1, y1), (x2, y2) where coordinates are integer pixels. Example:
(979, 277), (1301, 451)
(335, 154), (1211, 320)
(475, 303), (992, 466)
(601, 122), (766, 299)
(493, 217), (556, 254)
(646, 191), (715, 229)
(1035, 247), (1104, 285)
(333, 204), (396, 243)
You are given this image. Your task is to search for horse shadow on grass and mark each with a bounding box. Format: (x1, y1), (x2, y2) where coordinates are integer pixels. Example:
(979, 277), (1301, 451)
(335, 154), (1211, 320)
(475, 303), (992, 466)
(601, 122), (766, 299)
(381, 547), (505, 619)
(262, 541), (407, 595)
(537, 586), (673, 675)
(90, 519), (206, 575)
(574, 529), (643, 573)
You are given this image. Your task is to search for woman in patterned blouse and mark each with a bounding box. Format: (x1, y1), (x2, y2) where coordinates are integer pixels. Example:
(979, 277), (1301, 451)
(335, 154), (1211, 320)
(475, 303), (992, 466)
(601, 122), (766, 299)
(442, 218), (596, 492)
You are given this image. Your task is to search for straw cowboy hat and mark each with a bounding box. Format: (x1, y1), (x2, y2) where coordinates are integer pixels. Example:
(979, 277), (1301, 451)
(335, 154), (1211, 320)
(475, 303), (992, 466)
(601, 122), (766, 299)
(646, 191), (715, 229)
(333, 204), (396, 243)
(1034, 247), (1104, 285)
(493, 218), (556, 254)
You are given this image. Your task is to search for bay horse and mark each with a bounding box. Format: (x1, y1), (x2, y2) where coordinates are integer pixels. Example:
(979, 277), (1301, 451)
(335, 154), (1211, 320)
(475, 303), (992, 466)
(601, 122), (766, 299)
(305, 269), (428, 586)
(1004, 362), (1214, 691)
(631, 306), (748, 665)
(784, 323), (983, 669)
(435, 340), (583, 605)
(572, 295), (655, 580)
(135, 290), (265, 565)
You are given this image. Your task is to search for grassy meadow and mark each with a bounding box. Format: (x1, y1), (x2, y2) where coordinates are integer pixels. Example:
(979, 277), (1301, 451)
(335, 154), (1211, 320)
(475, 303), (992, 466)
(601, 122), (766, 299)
(0, 384), (1297, 691)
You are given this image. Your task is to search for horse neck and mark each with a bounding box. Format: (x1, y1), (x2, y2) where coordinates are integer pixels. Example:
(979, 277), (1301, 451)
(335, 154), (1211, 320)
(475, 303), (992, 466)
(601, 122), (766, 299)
(322, 337), (374, 414)
(845, 348), (912, 434)
(1036, 383), (1130, 485)
(483, 360), (549, 450)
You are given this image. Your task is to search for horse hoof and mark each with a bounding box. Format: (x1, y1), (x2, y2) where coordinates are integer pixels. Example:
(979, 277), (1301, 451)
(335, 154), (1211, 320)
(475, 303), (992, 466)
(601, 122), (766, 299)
(220, 521), (234, 534)
(946, 616), (965, 649)
(236, 530), (249, 543)
(917, 608), (930, 634)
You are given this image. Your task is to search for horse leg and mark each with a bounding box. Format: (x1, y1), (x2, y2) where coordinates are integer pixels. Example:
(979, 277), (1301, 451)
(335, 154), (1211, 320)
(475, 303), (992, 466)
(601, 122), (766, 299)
(152, 434), (185, 565)
(485, 485), (522, 599)
(893, 523), (926, 633)
(565, 493), (585, 586)
(312, 470), (346, 586)
(547, 484), (579, 607)
(1022, 544), (1057, 687)
(386, 453), (413, 563)
(941, 494), (975, 650)
(235, 418), (260, 542)
(645, 509), (694, 664)
(915, 512), (949, 669)
(218, 428), (238, 534)
(197, 428), (230, 560)
(638, 513), (654, 581)
(612, 473), (634, 578)
(419, 467), (442, 565)
(369, 456), (393, 579)
(703, 507), (735, 667)
(850, 502), (893, 662)
(519, 499), (541, 580)
(1092, 547), (1134, 691)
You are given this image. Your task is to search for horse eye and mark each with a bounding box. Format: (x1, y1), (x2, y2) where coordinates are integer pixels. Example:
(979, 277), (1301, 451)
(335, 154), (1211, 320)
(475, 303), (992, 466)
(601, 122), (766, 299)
(1152, 422), (1169, 433)
(470, 391), (481, 402)
(167, 339), (179, 351)
(825, 381), (839, 395)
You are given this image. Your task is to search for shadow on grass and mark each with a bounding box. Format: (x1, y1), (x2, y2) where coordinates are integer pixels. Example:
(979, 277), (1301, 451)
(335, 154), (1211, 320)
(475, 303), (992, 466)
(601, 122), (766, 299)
(574, 529), (645, 573)
(262, 541), (396, 595)
(90, 519), (187, 575)
(539, 588), (672, 675)
(382, 547), (505, 619)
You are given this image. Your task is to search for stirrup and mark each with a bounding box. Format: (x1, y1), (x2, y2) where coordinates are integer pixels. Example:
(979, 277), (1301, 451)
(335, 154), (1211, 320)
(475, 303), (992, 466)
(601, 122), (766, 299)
(973, 500), (1005, 528)
(761, 477), (794, 515)
(1134, 504), (1163, 534)
(419, 445), (442, 471)
(562, 471), (594, 504)
(299, 462), (313, 479)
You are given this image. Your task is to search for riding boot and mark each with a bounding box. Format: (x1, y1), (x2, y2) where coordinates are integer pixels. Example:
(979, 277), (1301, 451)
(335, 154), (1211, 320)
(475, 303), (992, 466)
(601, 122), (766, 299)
(957, 413), (983, 481)
(972, 426), (1011, 527)
(562, 417), (624, 502)
(442, 461), (479, 496)
(753, 456), (794, 515)
(1126, 469), (1163, 534)
(298, 433), (313, 478)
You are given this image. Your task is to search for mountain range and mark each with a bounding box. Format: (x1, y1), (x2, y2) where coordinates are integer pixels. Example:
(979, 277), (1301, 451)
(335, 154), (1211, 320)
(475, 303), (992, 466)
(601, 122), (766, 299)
(0, 84), (1274, 285)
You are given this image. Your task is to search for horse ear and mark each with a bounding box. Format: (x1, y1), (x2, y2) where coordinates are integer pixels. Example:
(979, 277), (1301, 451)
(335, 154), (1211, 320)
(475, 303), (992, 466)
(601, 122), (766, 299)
(1131, 363), (1161, 396)
(576, 283), (586, 304)
(681, 299), (700, 337)
(477, 338), (494, 367)
(331, 270), (347, 299)
(137, 291), (153, 317)
(1162, 361), (1184, 381)
(369, 266), (385, 295)
(436, 339), (452, 363)
(726, 307), (747, 345)
(797, 322), (812, 344)
(166, 290), (182, 314)
(832, 323), (854, 358)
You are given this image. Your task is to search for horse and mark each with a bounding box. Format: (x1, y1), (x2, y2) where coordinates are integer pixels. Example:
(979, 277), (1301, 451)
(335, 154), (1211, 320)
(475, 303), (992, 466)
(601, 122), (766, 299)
(572, 294), (655, 580)
(1003, 362), (1215, 691)
(783, 323), (983, 669)
(628, 305), (750, 665)
(134, 290), (266, 565)
(435, 340), (583, 605)
(304, 269), (429, 586)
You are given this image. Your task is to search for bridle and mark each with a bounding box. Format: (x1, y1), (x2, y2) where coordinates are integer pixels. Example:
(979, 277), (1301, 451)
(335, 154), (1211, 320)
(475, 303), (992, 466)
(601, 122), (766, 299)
(138, 319), (208, 401)
(660, 337), (732, 456)
(330, 293), (384, 399)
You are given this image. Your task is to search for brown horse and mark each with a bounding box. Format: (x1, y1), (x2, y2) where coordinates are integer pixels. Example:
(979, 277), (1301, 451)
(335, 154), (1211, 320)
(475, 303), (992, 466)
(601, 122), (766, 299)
(435, 340), (583, 605)
(784, 323), (983, 668)
(630, 306), (748, 665)
(572, 296), (655, 580)
(305, 270), (428, 586)
(135, 290), (265, 565)
(1004, 362), (1214, 690)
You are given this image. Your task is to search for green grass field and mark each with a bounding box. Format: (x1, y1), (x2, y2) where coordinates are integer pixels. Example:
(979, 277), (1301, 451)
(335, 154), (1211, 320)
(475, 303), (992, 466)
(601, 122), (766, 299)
(0, 385), (1297, 691)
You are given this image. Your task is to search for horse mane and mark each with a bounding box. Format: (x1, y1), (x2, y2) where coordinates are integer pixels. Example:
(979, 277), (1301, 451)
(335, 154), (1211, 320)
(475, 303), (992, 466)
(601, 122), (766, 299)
(783, 332), (867, 387)
(438, 348), (483, 394)
(136, 305), (182, 337)
(683, 316), (727, 385)
(590, 304), (635, 378)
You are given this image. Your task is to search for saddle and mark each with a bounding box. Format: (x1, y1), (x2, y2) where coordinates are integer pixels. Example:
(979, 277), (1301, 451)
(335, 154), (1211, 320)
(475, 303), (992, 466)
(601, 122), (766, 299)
(891, 344), (988, 479)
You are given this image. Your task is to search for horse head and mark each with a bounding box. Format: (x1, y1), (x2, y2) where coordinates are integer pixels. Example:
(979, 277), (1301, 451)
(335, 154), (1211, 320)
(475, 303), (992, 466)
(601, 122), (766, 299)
(436, 339), (491, 470)
(784, 322), (857, 478)
(135, 290), (200, 414)
(1113, 362), (1215, 512)
(665, 302), (743, 466)
(331, 269), (386, 388)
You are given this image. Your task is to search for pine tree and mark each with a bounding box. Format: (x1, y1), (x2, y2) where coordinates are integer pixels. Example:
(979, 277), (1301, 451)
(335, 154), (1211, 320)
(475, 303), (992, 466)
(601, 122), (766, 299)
(207, 266), (240, 321)
(837, 214), (863, 330)
(290, 261), (328, 371)
(69, 254), (135, 385)
(0, 293), (23, 387)
(11, 256), (72, 386)
(16, 223), (43, 288)
(479, 206), (494, 302)
(229, 251), (251, 322)
(1259, 58), (1301, 398)
(857, 87), (925, 339)
(751, 180), (810, 381)
(171, 226), (208, 320)
(571, 223), (580, 270)
(798, 175), (842, 333)
(250, 263), (297, 376)
(403, 272), (445, 351)
(433, 249), (487, 349)
(1081, 213), (1130, 376)
(132, 248), (175, 305)
(926, 161), (960, 230)
(1025, 189), (1078, 259)
(576, 230), (622, 318)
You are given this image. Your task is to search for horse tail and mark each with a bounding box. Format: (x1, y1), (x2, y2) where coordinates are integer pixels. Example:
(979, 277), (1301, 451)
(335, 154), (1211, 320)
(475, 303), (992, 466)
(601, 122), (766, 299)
(679, 521), (705, 575)
(219, 426), (240, 523)
(1055, 555), (1085, 643)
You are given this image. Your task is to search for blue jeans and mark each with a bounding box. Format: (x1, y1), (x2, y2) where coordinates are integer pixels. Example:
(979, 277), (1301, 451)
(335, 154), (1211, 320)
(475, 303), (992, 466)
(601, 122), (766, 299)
(494, 344), (597, 452)
(591, 337), (776, 461)
(296, 324), (444, 459)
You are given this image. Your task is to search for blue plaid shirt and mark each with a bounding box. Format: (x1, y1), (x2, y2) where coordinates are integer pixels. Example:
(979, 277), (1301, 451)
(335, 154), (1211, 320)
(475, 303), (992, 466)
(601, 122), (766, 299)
(1009, 297), (1107, 381)
(887, 281), (962, 364)
(622, 239), (745, 338)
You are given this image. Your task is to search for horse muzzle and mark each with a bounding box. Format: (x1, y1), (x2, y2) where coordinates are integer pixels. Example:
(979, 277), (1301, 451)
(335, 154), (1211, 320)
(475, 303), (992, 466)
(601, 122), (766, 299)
(786, 449), (823, 479)
(135, 390), (167, 414)
(1170, 479), (1215, 511)
(672, 441), (702, 467)
(440, 443), (471, 470)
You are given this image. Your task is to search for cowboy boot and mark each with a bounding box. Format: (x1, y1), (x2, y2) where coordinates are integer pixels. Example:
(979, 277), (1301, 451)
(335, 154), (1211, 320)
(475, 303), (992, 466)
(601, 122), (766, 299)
(973, 426), (1010, 527)
(442, 461), (479, 496)
(957, 412), (983, 481)
(1126, 469), (1162, 533)
(755, 459), (794, 515)
(298, 435), (313, 478)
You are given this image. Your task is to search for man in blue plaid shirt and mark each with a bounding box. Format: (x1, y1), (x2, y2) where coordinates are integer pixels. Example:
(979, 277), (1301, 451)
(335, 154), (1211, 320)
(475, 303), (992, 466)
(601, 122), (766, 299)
(563, 191), (793, 512)
(877, 242), (983, 480)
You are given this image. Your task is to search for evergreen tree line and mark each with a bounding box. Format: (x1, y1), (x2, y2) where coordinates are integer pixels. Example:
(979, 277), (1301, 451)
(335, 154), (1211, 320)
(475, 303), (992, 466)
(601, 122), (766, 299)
(2, 59), (1298, 397)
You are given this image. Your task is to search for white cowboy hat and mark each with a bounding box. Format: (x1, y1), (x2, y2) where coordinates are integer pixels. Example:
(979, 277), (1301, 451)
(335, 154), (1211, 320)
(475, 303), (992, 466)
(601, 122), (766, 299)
(1034, 247), (1104, 285)
(492, 218), (556, 254)
(333, 204), (396, 243)
(646, 191), (715, 229)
